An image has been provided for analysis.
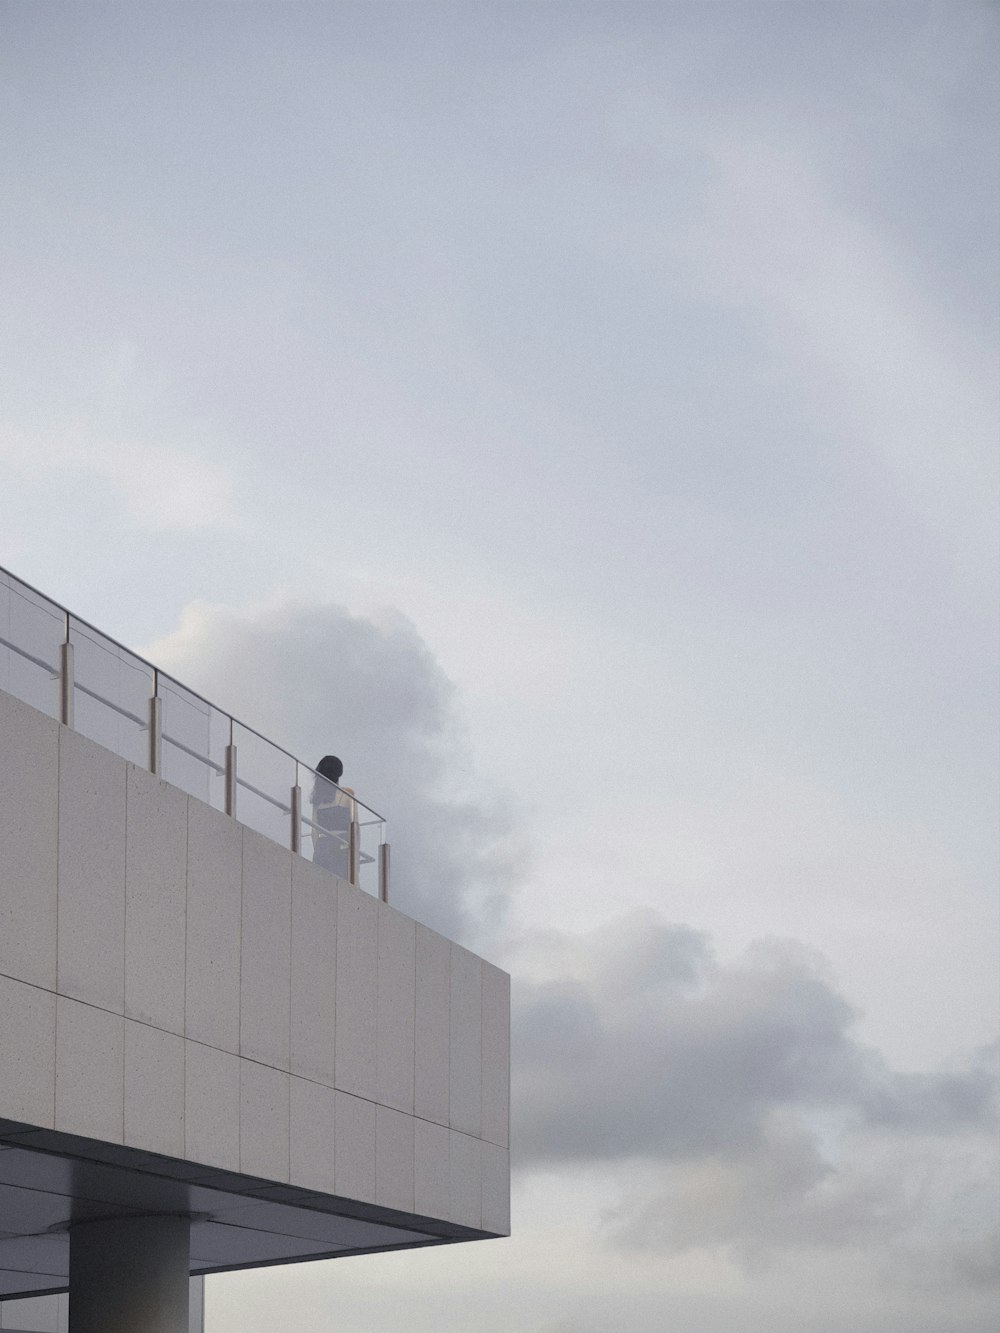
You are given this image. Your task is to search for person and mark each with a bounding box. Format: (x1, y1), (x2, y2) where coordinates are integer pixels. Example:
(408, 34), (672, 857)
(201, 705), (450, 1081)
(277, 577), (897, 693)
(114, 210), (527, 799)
(311, 754), (355, 880)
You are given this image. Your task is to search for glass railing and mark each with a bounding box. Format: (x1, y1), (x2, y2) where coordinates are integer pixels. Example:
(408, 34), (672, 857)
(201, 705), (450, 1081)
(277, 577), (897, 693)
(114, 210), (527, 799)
(294, 763), (387, 901)
(0, 566), (389, 902)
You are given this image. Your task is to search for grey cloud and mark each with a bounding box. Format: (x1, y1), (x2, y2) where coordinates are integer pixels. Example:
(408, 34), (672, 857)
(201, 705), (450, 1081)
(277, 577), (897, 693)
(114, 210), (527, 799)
(512, 912), (998, 1273)
(513, 914), (996, 1165)
(607, 1124), (912, 1256)
(146, 597), (524, 948)
(855, 1057), (1000, 1134)
(606, 1127), (1000, 1296)
(948, 1229), (1000, 1292)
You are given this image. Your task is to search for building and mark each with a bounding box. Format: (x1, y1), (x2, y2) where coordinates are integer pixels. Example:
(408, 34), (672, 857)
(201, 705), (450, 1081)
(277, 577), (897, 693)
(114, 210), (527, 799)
(0, 567), (510, 1333)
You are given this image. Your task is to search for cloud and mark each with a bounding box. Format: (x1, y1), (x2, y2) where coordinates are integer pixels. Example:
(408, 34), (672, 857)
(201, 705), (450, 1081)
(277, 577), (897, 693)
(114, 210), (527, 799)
(1, 419), (237, 532)
(511, 911), (998, 1278)
(145, 595), (525, 947)
(513, 912), (995, 1165)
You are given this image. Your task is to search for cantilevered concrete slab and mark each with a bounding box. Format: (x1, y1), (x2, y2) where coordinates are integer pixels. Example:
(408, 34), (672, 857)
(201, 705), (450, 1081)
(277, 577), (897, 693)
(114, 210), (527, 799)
(0, 1120), (489, 1293)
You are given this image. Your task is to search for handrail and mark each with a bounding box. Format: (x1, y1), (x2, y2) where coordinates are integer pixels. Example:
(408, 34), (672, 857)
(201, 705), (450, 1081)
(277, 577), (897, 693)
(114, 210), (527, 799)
(1, 623), (385, 824)
(78, 680), (147, 729)
(2, 573), (348, 782)
(0, 633), (57, 678)
(0, 566), (389, 900)
(161, 732), (226, 774)
(3, 570), (233, 731)
(0, 631), (149, 731)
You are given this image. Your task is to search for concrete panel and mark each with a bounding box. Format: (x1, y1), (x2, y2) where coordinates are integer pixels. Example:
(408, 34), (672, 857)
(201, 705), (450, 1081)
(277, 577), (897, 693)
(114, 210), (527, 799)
(54, 998), (123, 1143)
(449, 1130), (482, 1231)
(124, 1020), (184, 1158)
(375, 1105), (414, 1214)
(334, 886), (377, 1100)
(239, 1062), (289, 1183)
(289, 1077), (336, 1193)
(185, 800), (242, 1054)
(290, 857), (336, 1087)
(124, 766), (187, 1033)
(413, 1117), (450, 1222)
(333, 1092), (375, 1205)
(481, 962), (510, 1148)
(481, 1142), (510, 1235)
(0, 976), (55, 1128)
(0, 691), (58, 990)
(56, 730), (126, 1013)
(376, 908), (415, 1114)
(240, 830), (291, 1070)
(184, 1044), (240, 1172)
(449, 945), (482, 1137)
(414, 925), (450, 1126)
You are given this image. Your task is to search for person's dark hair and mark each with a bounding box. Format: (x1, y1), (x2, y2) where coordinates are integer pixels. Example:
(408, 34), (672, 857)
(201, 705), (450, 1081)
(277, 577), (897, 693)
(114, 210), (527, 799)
(316, 754), (344, 785)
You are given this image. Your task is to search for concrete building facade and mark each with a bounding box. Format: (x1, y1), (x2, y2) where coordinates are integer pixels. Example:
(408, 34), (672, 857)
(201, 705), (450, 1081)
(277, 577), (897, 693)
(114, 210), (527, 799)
(0, 569), (510, 1332)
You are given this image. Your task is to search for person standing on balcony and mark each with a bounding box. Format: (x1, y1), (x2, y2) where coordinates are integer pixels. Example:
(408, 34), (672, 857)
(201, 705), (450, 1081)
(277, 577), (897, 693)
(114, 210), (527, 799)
(312, 754), (355, 880)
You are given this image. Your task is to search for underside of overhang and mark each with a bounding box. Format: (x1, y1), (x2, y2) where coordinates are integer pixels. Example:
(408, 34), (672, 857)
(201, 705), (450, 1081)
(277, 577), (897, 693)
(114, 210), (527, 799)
(0, 1119), (493, 1301)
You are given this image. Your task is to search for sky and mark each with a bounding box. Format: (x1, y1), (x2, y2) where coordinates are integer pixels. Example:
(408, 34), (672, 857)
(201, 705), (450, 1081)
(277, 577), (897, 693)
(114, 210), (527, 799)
(1, 2), (998, 1329)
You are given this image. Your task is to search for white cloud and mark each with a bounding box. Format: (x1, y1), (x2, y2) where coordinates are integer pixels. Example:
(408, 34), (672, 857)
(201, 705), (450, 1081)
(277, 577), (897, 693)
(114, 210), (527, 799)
(1, 420), (237, 532)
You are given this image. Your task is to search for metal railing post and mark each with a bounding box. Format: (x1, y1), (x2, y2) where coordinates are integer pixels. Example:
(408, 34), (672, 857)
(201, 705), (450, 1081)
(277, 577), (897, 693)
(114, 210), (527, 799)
(290, 785), (302, 854)
(348, 817), (359, 886)
(224, 744), (238, 817)
(378, 842), (390, 904)
(148, 695), (162, 775)
(60, 638), (74, 728)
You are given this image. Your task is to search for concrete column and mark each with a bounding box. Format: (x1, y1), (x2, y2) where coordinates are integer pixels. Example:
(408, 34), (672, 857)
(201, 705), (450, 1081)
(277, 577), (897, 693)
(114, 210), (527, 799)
(69, 1214), (191, 1333)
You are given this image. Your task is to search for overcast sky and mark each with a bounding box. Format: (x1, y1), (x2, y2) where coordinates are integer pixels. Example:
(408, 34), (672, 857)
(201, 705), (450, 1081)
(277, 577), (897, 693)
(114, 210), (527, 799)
(2, 3), (998, 1329)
